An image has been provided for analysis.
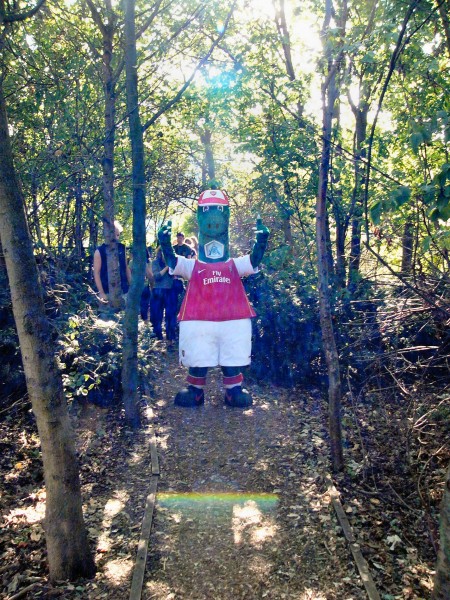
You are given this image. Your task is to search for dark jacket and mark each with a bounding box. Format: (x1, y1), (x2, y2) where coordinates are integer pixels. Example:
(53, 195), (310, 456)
(173, 243), (195, 258)
(98, 242), (129, 293)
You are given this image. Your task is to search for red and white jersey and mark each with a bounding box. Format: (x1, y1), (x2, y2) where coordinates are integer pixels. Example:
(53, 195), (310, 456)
(171, 256), (257, 322)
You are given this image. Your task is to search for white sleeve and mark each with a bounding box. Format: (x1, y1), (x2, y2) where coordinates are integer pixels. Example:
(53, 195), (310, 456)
(233, 255), (259, 278)
(170, 256), (195, 280)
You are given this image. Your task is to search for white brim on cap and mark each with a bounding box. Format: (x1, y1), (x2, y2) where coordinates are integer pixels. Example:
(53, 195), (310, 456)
(198, 189), (229, 206)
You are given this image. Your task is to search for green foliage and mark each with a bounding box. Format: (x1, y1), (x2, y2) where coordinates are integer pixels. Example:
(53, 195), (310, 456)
(409, 110), (449, 155)
(369, 199), (383, 226)
(389, 185), (411, 208)
(369, 185), (411, 225)
(246, 255), (322, 386)
(58, 313), (123, 406)
(418, 163), (450, 221)
(0, 266), (25, 404)
(409, 127), (432, 154)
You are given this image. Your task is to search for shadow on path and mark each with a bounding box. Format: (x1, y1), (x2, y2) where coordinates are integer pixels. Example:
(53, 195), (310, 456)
(139, 348), (366, 600)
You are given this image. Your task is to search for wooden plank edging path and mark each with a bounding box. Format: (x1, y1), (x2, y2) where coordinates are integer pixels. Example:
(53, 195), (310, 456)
(327, 480), (381, 600)
(129, 424), (160, 600)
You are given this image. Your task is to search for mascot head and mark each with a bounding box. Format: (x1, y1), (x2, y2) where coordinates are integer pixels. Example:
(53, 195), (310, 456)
(197, 189), (230, 263)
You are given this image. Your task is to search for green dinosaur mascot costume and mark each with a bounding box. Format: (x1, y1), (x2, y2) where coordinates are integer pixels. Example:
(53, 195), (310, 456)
(158, 189), (269, 407)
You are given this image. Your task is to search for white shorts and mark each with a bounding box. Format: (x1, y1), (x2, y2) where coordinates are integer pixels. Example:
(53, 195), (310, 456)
(179, 319), (252, 367)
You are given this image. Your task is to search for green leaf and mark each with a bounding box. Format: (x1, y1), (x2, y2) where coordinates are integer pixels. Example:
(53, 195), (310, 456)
(369, 200), (382, 225)
(436, 110), (448, 124)
(361, 51), (375, 63)
(438, 203), (450, 220)
(429, 207), (440, 221)
(435, 164), (450, 186)
(440, 231), (450, 249)
(421, 126), (432, 144)
(421, 184), (436, 203)
(441, 163), (450, 178)
(428, 58), (439, 72)
(390, 185), (411, 208)
(410, 131), (423, 154)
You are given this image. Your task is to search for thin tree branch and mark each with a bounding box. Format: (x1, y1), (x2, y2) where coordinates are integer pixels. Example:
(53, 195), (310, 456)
(136, 0), (165, 39)
(142, 1), (237, 133)
(1, 0), (46, 23)
(260, 84), (404, 186)
(358, 0), (450, 315)
(85, 0), (108, 37)
(363, 0), (441, 218)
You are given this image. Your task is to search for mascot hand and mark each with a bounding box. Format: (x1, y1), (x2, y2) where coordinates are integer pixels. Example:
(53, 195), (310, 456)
(157, 221), (177, 269)
(158, 220), (172, 245)
(255, 216), (270, 243)
(250, 215), (270, 268)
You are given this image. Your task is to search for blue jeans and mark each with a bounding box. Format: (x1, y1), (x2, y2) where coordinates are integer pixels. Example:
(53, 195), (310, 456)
(140, 286), (151, 321)
(150, 287), (178, 340)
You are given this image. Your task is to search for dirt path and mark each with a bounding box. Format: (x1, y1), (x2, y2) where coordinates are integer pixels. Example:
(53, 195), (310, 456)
(0, 340), (382, 599)
(137, 345), (365, 599)
(2, 332), (442, 599)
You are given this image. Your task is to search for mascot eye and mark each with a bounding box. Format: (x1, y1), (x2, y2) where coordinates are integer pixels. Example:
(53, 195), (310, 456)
(217, 206), (224, 212)
(202, 206), (209, 212)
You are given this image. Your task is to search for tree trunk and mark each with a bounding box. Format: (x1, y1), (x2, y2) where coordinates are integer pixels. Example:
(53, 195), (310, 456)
(348, 216), (361, 282)
(274, 0), (303, 118)
(58, 190), (71, 251)
(31, 169), (43, 246)
(433, 463), (450, 599)
(436, 0), (450, 59)
(316, 0), (344, 472)
(281, 182), (294, 250)
(0, 86), (95, 582)
(348, 105), (368, 288)
(281, 212), (293, 247)
(74, 175), (83, 258)
(86, 0), (122, 309)
(88, 194), (98, 252)
(334, 213), (346, 288)
(122, 0), (147, 427)
(401, 220), (413, 275)
(200, 125), (216, 185)
(330, 113), (346, 289)
(325, 211), (335, 281)
(103, 25), (122, 309)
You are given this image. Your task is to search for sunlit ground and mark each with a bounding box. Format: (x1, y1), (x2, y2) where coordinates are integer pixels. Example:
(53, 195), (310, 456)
(159, 492), (278, 547)
(104, 557), (134, 585)
(3, 488), (46, 539)
(96, 492), (129, 553)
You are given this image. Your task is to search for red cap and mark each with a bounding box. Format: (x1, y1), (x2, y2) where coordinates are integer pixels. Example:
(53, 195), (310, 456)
(198, 190), (229, 206)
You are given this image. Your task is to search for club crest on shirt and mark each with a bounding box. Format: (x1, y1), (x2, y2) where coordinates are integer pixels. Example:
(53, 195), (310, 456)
(204, 240), (224, 259)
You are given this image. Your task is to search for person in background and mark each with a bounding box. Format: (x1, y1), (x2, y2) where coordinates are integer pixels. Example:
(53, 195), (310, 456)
(187, 234), (198, 257)
(93, 220), (131, 305)
(140, 246), (155, 322)
(184, 237), (197, 258)
(173, 231), (195, 258)
(172, 232), (194, 310)
(150, 246), (177, 345)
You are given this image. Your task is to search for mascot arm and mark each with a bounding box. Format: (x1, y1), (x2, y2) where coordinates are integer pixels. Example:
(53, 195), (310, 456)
(157, 221), (177, 269)
(250, 216), (270, 268)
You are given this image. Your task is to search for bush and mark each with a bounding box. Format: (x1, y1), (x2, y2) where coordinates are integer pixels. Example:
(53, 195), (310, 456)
(0, 266), (25, 406)
(245, 251), (323, 386)
(58, 310), (123, 407)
